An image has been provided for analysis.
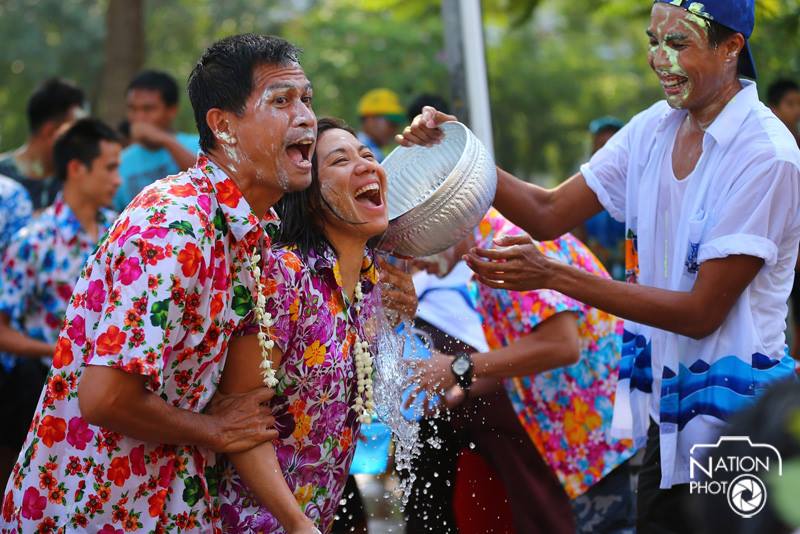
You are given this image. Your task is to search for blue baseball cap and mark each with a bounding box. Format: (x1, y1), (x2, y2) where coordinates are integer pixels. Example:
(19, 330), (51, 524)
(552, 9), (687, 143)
(654, 0), (757, 79)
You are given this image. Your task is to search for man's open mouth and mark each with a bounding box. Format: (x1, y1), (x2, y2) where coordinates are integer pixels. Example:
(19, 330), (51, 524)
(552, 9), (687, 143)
(285, 138), (313, 166)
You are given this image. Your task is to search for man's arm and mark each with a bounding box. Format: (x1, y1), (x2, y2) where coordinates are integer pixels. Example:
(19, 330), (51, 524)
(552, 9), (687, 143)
(161, 135), (197, 170)
(494, 169), (604, 241)
(78, 365), (278, 453)
(0, 313), (55, 358)
(130, 123), (196, 170)
(472, 311), (580, 378)
(467, 235), (763, 340)
(412, 312), (580, 396)
(396, 107), (604, 240)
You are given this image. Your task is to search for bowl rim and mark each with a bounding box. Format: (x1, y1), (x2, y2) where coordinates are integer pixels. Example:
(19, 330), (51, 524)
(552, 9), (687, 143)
(383, 121), (473, 222)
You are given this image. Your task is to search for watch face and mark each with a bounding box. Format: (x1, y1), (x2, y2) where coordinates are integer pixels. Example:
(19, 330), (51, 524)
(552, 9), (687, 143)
(452, 357), (471, 376)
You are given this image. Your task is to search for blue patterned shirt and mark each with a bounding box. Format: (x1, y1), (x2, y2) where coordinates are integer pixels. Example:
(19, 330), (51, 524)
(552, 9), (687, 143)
(0, 174), (33, 253)
(0, 195), (116, 360)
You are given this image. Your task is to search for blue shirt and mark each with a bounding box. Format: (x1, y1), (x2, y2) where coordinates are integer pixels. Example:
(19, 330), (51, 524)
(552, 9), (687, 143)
(114, 132), (199, 211)
(0, 174), (33, 253)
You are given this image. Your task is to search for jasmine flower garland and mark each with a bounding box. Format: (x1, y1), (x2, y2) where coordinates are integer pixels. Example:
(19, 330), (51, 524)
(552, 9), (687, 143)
(249, 249), (278, 388)
(353, 280), (375, 424)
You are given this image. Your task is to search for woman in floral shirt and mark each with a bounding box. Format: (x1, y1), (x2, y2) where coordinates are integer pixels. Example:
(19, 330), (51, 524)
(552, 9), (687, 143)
(216, 118), (413, 534)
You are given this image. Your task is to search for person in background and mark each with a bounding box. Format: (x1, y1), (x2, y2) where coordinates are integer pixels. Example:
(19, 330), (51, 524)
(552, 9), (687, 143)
(768, 79), (800, 359)
(0, 78), (86, 210)
(415, 209), (636, 534)
(113, 69), (199, 211)
(579, 117), (627, 280)
(0, 118), (121, 493)
(356, 88), (405, 163)
(0, 175), (32, 254)
(403, 250), (493, 534)
(768, 79), (800, 146)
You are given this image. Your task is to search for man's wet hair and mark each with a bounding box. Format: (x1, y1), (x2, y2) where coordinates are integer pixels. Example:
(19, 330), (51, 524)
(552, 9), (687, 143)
(53, 118), (121, 181)
(767, 79), (800, 107)
(26, 78), (85, 134)
(188, 33), (301, 153)
(128, 70), (179, 107)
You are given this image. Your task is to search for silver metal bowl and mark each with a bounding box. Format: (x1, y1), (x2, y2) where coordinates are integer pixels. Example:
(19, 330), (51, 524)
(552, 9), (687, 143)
(377, 122), (497, 258)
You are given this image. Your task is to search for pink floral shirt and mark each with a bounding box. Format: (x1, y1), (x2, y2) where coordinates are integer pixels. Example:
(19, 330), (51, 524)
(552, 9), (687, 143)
(1, 156), (278, 533)
(472, 209), (634, 499)
(218, 245), (378, 534)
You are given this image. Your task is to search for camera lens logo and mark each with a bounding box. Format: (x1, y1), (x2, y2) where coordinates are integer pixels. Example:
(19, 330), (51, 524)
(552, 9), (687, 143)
(726, 474), (767, 518)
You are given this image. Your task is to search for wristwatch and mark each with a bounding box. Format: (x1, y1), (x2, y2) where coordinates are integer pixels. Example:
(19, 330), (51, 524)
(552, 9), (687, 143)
(451, 352), (474, 391)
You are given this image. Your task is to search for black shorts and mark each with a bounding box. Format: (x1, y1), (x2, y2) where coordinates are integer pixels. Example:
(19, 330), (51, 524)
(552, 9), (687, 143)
(0, 358), (49, 452)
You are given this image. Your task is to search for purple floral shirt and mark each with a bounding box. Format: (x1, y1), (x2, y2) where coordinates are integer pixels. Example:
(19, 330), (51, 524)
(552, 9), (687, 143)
(219, 245), (379, 534)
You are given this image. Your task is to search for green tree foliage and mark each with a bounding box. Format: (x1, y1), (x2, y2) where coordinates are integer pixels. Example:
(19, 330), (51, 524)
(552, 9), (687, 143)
(1, 0), (798, 184)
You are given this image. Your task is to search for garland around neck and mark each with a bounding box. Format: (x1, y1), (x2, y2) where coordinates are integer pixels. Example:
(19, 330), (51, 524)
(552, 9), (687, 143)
(250, 247), (375, 423)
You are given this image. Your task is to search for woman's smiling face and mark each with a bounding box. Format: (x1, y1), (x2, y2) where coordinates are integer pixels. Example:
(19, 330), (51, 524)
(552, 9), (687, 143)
(316, 127), (389, 240)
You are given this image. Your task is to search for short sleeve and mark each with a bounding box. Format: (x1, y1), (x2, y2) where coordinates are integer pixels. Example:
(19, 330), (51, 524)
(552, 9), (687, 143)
(262, 250), (302, 352)
(0, 229), (37, 321)
(507, 288), (584, 338)
(698, 159), (800, 266)
(580, 125), (631, 223)
(82, 226), (202, 389)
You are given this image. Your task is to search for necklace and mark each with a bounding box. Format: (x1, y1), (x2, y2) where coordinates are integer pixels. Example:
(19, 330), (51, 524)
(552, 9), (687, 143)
(249, 248), (278, 388)
(352, 281), (375, 424)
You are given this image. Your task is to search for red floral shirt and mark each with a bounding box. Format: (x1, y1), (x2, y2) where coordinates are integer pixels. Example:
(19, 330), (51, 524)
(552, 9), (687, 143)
(1, 156), (278, 533)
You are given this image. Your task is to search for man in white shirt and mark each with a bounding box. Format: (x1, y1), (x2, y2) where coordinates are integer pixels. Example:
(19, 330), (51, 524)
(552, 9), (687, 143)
(399, 1), (800, 532)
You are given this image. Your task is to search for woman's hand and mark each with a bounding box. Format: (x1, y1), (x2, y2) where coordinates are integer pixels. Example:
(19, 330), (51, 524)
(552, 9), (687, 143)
(395, 106), (458, 147)
(464, 234), (555, 291)
(378, 257), (418, 320)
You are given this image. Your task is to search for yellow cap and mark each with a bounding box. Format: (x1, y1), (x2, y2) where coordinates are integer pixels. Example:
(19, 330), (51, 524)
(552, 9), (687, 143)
(357, 88), (404, 121)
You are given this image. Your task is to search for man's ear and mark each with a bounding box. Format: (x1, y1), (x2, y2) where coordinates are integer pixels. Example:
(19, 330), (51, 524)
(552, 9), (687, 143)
(205, 108), (237, 146)
(722, 33), (746, 63)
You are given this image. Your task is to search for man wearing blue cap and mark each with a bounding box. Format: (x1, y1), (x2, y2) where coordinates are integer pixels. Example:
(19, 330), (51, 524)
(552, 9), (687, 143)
(400, 0), (800, 531)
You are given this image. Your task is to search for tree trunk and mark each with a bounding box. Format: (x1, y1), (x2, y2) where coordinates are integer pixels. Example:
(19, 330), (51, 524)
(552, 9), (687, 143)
(97, 0), (145, 126)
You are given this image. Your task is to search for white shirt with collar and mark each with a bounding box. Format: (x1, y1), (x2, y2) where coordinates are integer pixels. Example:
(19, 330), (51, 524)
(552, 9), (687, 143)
(582, 80), (800, 488)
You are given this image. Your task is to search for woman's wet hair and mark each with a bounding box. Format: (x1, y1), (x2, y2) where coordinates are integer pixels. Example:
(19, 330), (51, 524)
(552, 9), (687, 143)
(276, 117), (377, 268)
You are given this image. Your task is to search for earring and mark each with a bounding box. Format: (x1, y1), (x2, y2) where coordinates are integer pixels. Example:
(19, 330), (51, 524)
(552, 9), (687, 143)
(217, 130), (237, 145)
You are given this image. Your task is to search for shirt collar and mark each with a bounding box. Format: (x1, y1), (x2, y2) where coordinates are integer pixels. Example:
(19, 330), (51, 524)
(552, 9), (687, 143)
(307, 243), (378, 296)
(194, 154), (266, 242)
(53, 193), (117, 243)
(655, 79), (759, 148)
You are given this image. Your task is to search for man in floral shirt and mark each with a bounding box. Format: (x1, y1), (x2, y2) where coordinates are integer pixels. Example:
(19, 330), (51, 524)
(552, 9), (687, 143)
(0, 119), (120, 493)
(1, 34), (317, 532)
